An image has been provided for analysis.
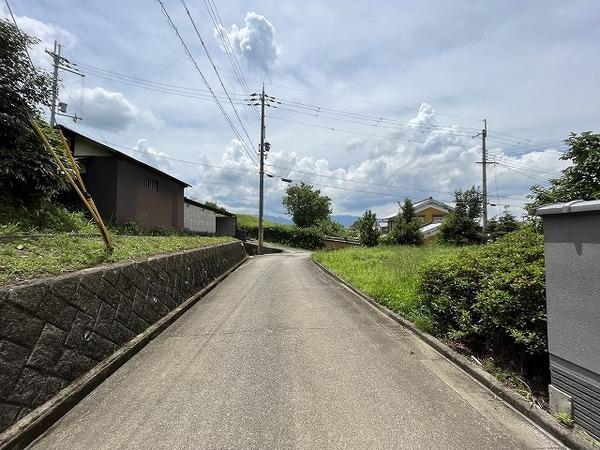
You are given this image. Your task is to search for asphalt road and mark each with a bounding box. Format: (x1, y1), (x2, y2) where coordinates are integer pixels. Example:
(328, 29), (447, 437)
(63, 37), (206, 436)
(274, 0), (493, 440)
(30, 253), (563, 449)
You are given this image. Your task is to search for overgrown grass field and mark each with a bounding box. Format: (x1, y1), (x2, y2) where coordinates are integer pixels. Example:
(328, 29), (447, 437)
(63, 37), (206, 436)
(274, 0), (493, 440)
(0, 234), (235, 284)
(312, 245), (464, 330)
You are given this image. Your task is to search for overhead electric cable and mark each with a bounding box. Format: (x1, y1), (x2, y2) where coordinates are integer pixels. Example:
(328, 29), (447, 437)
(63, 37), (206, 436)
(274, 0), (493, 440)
(154, 0), (258, 166)
(179, 0), (257, 153)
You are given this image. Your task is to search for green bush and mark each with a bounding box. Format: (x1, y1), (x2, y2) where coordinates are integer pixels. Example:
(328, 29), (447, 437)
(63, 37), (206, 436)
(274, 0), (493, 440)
(357, 210), (379, 247)
(419, 227), (546, 361)
(0, 200), (93, 234)
(378, 233), (396, 245)
(237, 222), (325, 250)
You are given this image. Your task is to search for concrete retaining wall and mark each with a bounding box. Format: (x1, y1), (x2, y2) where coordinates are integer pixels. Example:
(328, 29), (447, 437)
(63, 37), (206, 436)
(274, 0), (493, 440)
(323, 237), (361, 251)
(0, 241), (245, 433)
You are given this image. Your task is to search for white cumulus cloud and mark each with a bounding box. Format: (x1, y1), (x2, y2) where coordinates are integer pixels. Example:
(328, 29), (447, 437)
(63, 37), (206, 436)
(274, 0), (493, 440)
(0, 4), (76, 70)
(178, 104), (567, 219)
(214, 12), (280, 74)
(66, 86), (161, 131)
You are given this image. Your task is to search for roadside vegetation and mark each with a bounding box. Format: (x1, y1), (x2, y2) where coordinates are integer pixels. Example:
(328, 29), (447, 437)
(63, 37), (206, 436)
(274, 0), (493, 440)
(236, 183), (355, 249)
(314, 130), (600, 405)
(0, 206), (235, 284)
(313, 244), (462, 330)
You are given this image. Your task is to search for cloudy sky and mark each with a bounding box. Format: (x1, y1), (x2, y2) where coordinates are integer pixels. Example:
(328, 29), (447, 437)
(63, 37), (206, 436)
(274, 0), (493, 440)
(3, 0), (599, 220)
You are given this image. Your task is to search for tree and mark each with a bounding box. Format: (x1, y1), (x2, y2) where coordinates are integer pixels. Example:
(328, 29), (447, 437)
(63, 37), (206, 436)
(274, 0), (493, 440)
(391, 198), (424, 245)
(0, 20), (64, 208)
(203, 201), (228, 214)
(439, 187), (484, 245)
(486, 211), (520, 242)
(357, 209), (379, 247)
(527, 132), (600, 208)
(282, 182), (332, 228)
(314, 218), (347, 237)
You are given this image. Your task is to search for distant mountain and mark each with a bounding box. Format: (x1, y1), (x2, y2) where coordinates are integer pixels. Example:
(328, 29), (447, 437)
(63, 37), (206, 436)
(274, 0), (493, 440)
(331, 215), (359, 227)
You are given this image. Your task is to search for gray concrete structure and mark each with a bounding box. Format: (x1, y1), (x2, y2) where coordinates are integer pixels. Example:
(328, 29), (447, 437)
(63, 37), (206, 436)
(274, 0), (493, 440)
(28, 254), (562, 449)
(534, 199), (600, 439)
(183, 199), (217, 234)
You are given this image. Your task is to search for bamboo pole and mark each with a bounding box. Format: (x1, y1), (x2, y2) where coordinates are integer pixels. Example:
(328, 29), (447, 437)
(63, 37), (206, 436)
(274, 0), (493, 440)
(57, 131), (106, 226)
(30, 119), (114, 253)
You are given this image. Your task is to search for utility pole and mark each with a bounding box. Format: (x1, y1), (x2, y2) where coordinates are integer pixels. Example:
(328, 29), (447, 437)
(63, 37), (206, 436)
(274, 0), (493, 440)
(49, 41), (60, 127)
(258, 83), (266, 255)
(481, 118), (488, 231)
(46, 40), (84, 126)
(247, 85), (279, 255)
(474, 119), (489, 231)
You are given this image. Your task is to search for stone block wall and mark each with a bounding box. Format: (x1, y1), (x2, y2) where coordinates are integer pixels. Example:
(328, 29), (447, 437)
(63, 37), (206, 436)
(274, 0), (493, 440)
(0, 241), (245, 433)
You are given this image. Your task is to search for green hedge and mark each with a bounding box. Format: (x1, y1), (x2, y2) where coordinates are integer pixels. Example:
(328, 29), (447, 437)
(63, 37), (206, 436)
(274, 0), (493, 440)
(237, 223), (325, 250)
(418, 228), (546, 362)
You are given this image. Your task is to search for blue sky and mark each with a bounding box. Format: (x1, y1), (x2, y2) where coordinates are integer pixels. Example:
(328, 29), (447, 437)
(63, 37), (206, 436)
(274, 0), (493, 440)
(3, 0), (600, 219)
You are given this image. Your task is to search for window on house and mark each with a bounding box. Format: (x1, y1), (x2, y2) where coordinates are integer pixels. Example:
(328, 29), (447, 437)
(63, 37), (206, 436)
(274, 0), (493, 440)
(142, 176), (159, 191)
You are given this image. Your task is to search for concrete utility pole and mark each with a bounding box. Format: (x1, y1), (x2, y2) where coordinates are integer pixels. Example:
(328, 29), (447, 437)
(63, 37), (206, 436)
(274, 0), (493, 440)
(247, 85), (279, 255)
(258, 83), (266, 255)
(46, 40), (85, 126)
(481, 119), (488, 231)
(49, 41), (60, 127)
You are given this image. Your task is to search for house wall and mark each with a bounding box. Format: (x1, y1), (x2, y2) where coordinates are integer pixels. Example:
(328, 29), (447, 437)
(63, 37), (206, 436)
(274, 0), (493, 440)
(184, 203), (216, 234)
(116, 159), (184, 230)
(416, 207), (448, 225)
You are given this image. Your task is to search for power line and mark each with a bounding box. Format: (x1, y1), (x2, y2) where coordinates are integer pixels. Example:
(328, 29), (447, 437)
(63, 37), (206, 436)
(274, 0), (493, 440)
(203, 0), (260, 120)
(179, 0), (257, 154)
(278, 98), (481, 134)
(267, 115), (429, 145)
(3, 0), (35, 69)
(496, 163), (551, 184)
(154, 0), (258, 166)
(93, 136), (529, 203)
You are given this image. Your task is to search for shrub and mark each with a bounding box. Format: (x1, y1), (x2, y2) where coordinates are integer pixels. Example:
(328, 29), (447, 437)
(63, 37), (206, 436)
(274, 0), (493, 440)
(378, 234), (396, 245)
(237, 222), (325, 250)
(0, 201), (93, 234)
(357, 210), (379, 247)
(390, 199), (423, 245)
(419, 227), (546, 363)
(439, 186), (484, 245)
(1, 20), (68, 207)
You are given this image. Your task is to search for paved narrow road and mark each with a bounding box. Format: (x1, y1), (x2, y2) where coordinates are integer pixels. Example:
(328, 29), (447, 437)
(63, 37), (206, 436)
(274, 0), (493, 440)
(31, 253), (562, 449)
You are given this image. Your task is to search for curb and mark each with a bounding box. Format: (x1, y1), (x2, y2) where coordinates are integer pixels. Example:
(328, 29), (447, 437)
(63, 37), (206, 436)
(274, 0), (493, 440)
(311, 258), (595, 450)
(0, 256), (248, 450)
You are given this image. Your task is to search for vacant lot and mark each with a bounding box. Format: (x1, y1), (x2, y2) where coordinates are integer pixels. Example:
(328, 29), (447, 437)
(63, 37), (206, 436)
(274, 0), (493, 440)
(0, 234), (236, 284)
(312, 245), (463, 331)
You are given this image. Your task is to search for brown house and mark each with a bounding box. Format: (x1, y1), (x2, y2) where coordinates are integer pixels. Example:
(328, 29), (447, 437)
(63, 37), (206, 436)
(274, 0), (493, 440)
(60, 126), (189, 230)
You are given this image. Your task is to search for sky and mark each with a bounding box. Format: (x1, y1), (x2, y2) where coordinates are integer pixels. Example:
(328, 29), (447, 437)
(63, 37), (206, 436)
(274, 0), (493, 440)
(3, 0), (599, 221)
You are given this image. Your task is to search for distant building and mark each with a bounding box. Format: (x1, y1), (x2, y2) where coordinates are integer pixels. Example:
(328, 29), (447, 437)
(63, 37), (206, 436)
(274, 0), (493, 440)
(60, 126), (189, 230)
(381, 197), (453, 240)
(183, 198), (236, 236)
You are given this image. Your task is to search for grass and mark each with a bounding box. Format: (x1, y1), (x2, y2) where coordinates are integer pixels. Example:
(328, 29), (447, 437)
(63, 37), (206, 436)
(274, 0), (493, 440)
(554, 412), (575, 428)
(0, 233), (236, 285)
(236, 214), (281, 228)
(312, 245), (462, 331)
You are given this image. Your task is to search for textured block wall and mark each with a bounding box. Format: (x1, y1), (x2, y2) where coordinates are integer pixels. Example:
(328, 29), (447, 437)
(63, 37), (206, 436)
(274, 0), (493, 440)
(0, 241), (245, 433)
